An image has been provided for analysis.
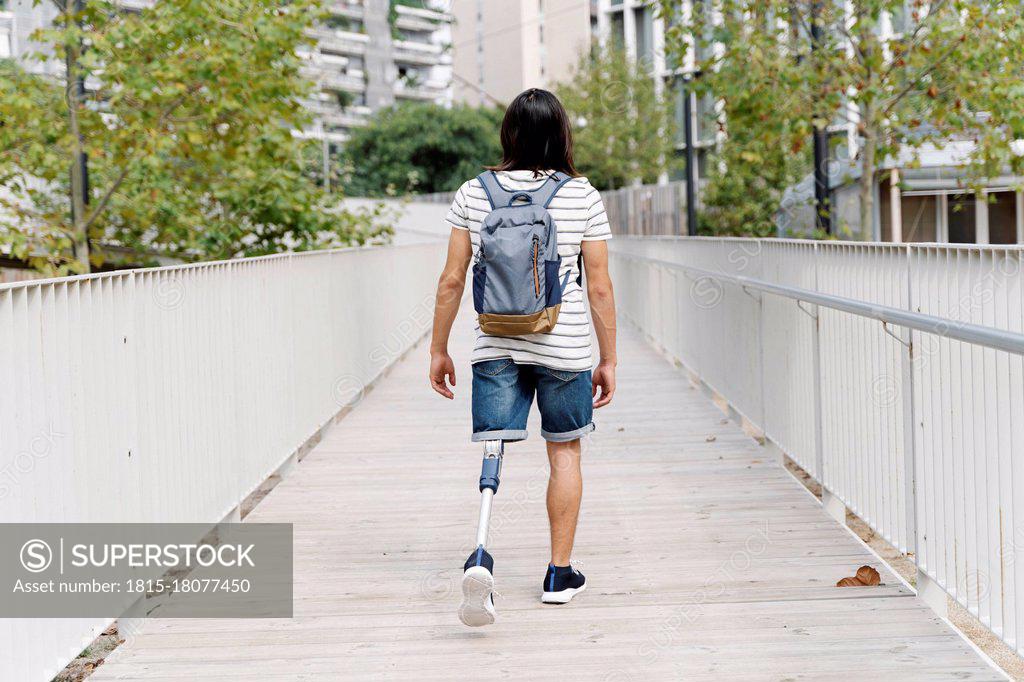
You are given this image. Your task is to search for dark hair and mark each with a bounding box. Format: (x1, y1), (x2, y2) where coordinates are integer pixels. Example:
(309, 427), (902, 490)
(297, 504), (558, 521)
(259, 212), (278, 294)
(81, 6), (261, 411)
(488, 88), (579, 177)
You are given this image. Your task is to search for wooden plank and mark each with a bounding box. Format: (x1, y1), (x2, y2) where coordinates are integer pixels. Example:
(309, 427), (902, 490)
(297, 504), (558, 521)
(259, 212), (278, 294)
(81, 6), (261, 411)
(91, 311), (1005, 681)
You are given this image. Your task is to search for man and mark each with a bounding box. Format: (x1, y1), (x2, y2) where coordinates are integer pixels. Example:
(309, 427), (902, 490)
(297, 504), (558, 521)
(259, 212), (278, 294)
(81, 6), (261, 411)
(427, 89), (617, 628)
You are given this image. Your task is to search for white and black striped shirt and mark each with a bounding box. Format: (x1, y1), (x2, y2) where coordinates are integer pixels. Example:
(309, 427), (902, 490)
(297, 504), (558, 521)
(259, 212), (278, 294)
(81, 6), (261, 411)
(446, 170), (612, 372)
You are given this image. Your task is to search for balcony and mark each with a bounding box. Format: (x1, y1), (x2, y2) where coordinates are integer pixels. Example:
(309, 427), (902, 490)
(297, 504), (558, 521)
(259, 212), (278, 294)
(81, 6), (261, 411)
(392, 3), (451, 24)
(326, 1), (365, 20)
(394, 13), (440, 33)
(308, 27), (370, 55)
(393, 77), (448, 102)
(392, 39), (444, 67)
(304, 99), (370, 128)
(305, 65), (366, 94)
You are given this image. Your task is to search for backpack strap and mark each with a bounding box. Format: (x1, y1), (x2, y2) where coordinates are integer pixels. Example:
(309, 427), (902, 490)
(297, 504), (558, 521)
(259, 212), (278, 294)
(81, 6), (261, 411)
(476, 171), (515, 210)
(534, 172), (574, 208)
(476, 171), (575, 209)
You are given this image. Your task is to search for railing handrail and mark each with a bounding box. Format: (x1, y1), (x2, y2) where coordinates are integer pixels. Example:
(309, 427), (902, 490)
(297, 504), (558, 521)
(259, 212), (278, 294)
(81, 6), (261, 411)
(0, 241), (426, 293)
(615, 250), (1024, 356)
(616, 234), (1024, 252)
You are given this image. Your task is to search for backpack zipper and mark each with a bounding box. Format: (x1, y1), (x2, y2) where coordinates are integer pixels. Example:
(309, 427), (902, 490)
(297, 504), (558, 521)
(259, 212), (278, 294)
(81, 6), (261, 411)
(532, 237), (540, 297)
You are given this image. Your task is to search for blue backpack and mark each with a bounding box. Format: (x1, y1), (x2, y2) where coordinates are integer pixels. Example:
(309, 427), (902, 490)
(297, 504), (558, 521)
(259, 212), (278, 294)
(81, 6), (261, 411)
(472, 171), (574, 336)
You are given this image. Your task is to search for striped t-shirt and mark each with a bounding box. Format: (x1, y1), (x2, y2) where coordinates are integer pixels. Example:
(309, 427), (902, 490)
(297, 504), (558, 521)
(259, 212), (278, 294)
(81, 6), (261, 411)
(445, 169), (612, 372)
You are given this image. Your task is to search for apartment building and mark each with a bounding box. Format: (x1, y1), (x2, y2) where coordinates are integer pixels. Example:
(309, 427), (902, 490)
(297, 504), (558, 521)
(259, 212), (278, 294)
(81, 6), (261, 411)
(304, 0), (453, 148)
(451, 0), (594, 107)
(0, 0), (453, 150)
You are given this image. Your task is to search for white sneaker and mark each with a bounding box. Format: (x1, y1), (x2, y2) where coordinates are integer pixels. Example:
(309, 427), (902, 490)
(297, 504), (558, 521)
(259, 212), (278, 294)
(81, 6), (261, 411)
(459, 565), (496, 627)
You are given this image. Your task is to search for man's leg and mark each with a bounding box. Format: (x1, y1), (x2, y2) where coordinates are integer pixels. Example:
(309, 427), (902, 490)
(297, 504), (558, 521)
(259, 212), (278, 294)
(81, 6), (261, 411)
(546, 438), (582, 566)
(460, 359), (531, 627)
(535, 365), (593, 603)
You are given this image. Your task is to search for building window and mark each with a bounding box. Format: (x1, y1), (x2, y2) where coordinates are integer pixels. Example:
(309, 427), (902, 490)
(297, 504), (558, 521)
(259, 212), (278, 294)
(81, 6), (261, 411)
(989, 191), (1018, 244)
(671, 78), (688, 147)
(670, 80), (714, 148)
(900, 195), (939, 242)
(694, 0), (714, 63)
(947, 193), (977, 243)
(610, 11), (625, 48)
(634, 7), (653, 64)
(695, 94), (716, 143)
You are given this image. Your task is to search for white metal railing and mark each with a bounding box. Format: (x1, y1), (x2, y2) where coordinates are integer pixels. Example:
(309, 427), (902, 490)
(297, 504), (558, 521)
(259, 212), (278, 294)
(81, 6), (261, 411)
(0, 242), (444, 681)
(611, 236), (1024, 656)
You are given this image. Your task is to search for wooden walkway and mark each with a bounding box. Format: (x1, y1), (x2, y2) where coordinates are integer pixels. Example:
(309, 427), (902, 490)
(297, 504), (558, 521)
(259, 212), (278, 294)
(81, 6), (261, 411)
(92, 312), (1004, 681)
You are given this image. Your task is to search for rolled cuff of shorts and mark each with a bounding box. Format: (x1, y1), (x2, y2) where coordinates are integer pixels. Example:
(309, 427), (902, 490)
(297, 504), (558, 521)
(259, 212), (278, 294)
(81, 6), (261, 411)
(471, 429), (528, 443)
(541, 423), (595, 443)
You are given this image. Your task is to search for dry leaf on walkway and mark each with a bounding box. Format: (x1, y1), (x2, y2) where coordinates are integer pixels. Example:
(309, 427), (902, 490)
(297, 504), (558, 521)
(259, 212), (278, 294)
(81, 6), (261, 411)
(836, 565), (881, 587)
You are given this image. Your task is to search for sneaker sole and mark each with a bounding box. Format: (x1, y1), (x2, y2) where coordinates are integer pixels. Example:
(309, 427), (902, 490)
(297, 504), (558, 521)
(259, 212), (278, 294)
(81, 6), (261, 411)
(541, 582), (587, 604)
(459, 565), (496, 627)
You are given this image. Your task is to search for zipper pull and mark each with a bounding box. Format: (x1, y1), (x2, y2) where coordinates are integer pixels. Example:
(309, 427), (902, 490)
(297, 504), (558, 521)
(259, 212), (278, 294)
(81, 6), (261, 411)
(532, 236), (540, 297)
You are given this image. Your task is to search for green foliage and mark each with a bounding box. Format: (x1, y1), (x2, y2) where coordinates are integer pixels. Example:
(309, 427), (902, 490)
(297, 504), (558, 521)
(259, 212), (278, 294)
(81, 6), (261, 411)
(0, 59), (72, 264)
(658, 0), (1024, 238)
(340, 103), (503, 196)
(0, 0), (389, 275)
(554, 44), (674, 190)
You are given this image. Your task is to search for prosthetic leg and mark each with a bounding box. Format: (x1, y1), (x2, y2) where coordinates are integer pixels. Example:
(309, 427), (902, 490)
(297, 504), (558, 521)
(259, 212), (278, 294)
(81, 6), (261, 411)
(459, 440), (503, 627)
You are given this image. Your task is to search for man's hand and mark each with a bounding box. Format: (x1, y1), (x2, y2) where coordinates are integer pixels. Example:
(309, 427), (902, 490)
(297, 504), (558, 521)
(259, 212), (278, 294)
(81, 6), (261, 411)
(592, 360), (616, 408)
(429, 351), (457, 400)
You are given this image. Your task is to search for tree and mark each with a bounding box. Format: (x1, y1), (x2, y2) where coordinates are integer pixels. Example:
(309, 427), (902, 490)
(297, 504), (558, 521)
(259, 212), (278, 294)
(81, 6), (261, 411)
(340, 103), (503, 196)
(661, 0), (1024, 239)
(554, 44), (674, 190)
(660, 3), (814, 236)
(0, 0), (388, 275)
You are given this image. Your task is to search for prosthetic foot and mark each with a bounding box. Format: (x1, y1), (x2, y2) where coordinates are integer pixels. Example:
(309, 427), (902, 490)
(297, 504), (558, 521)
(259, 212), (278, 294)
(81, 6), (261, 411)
(459, 440), (503, 627)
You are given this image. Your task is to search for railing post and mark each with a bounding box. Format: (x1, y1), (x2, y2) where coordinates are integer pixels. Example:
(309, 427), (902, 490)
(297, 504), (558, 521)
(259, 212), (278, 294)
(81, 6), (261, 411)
(813, 312), (845, 525)
(917, 570), (948, 616)
(811, 244), (844, 524)
(900, 246), (947, 617)
(821, 490), (846, 524)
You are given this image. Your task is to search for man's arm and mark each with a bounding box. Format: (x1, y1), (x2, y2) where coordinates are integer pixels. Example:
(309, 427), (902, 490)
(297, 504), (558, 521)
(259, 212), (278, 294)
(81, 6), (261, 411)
(581, 240), (616, 408)
(429, 227), (473, 399)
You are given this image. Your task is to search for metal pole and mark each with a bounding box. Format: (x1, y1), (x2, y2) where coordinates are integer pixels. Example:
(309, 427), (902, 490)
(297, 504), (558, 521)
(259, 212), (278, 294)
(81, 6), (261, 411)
(322, 132), (330, 192)
(810, 1), (831, 235)
(683, 76), (698, 236)
(75, 0), (89, 210)
(475, 489), (494, 548)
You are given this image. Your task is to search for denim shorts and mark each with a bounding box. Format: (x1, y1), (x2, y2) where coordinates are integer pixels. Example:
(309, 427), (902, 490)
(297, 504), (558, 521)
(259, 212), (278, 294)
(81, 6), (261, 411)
(471, 359), (595, 443)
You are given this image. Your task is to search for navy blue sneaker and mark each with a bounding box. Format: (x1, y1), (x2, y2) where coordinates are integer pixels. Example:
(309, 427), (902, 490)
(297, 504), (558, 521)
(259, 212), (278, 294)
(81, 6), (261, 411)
(460, 546), (496, 626)
(541, 564), (586, 604)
